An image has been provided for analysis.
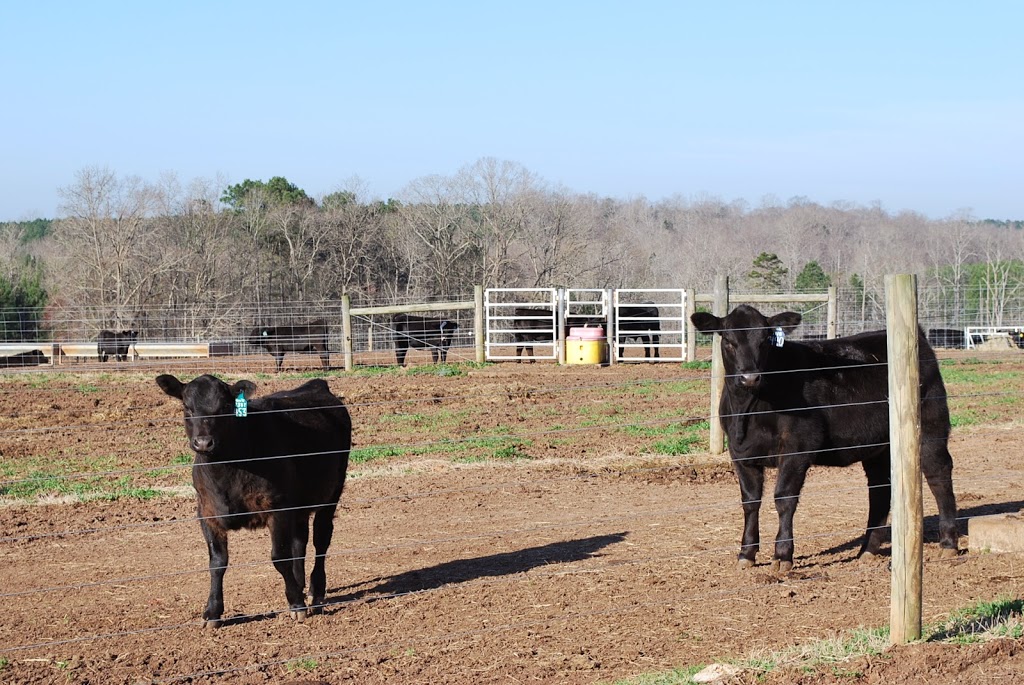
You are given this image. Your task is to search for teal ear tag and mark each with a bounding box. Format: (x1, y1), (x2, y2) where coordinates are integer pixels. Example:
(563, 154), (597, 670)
(235, 392), (248, 418)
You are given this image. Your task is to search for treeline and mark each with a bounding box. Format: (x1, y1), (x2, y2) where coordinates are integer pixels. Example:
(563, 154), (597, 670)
(1, 158), (1022, 339)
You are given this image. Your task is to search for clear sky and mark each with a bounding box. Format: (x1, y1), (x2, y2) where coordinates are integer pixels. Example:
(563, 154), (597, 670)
(2, 1), (1021, 221)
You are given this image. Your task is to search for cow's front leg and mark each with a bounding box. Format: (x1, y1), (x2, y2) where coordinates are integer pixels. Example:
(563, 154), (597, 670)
(773, 459), (810, 573)
(200, 520), (229, 628)
(270, 514), (308, 621)
(733, 460), (764, 568)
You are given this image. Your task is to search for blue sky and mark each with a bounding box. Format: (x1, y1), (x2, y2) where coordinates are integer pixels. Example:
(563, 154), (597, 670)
(2, 1), (1021, 220)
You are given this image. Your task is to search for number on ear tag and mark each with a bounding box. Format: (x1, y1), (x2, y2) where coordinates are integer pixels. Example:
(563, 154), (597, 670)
(773, 327), (785, 348)
(235, 392), (248, 418)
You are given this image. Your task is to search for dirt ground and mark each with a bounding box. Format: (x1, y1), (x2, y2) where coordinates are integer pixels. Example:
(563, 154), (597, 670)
(1, 349), (1023, 684)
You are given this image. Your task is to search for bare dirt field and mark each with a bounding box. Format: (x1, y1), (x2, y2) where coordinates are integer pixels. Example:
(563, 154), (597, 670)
(1, 349), (1023, 684)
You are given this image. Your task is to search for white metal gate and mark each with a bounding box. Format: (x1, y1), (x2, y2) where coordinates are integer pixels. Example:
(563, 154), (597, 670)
(613, 289), (688, 362)
(485, 288), (559, 361)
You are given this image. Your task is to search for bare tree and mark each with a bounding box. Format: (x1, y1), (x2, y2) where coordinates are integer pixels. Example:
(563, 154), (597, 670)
(54, 167), (172, 329)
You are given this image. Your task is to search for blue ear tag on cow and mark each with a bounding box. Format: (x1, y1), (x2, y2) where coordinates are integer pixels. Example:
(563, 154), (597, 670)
(235, 392), (248, 418)
(773, 327), (785, 348)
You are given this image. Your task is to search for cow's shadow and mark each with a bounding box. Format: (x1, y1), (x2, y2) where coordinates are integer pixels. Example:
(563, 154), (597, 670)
(326, 532), (628, 606)
(812, 499), (1024, 560)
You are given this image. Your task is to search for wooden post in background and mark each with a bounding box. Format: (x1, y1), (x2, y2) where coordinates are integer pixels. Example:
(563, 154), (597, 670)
(474, 285), (485, 363)
(341, 293), (353, 372)
(885, 274), (923, 644)
(710, 275), (729, 455)
(827, 286), (838, 339)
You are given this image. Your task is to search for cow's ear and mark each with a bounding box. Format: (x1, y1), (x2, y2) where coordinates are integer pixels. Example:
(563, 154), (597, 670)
(690, 312), (722, 334)
(768, 311), (802, 333)
(156, 374), (184, 399)
(231, 380), (257, 399)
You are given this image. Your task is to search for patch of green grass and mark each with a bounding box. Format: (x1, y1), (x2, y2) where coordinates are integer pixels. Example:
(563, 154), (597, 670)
(350, 365), (400, 377)
(949, 411), (978, 428)
(615, 598), (1024, 684)
(350, 445), (414, 463)
(284, 657), (318, 673)
(75, 382), (100, 393)
(930, 597), (1024, 642)
(403, 363), (463, 377)
(0, 656), (8, 671)
(681, 360), (712, 370)
(172, 452), (193, 465)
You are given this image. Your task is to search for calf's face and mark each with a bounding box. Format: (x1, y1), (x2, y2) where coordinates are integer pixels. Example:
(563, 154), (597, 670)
(691, 305), (801, 392)
(156, 374), (256, 455)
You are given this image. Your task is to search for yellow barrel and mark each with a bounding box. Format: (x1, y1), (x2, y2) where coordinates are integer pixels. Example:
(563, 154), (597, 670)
(566, 326), (607, 365)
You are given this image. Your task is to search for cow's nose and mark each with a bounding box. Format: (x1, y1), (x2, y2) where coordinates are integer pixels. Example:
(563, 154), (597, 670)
(738, 373), (761, 389)
(192, 436), (215, 453)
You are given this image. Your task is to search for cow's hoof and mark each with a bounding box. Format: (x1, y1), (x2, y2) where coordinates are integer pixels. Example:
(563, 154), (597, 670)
(771, 559), (793, 574)
(309, 597), (325, 615)
(290, 607), (307, 623)
(939, 547), (959, 559)
(204, 618), (222, 630)
(859, 551), (879, 563)
(737, 557), (755, 570)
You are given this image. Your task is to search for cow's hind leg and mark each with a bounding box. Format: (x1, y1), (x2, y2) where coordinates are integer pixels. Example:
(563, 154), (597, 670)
(733, 461), (765, 568)
(310, 505), (337, 612)
(860, 458), (891, 559)
(923, 445), (959, 555)
(270, 514), (308, 621)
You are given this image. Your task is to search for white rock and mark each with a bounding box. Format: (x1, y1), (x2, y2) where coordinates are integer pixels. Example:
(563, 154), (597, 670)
(692, 662), (742, 683)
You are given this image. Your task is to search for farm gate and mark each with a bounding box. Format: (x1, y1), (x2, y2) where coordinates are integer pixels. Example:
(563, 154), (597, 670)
(484, 288), (688, 363)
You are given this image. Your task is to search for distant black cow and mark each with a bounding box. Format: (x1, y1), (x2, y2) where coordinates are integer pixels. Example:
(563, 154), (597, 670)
(0, 350), (47, 367)
(156, 373), (351, 628)
(97, 330), (138, 362)
(249, 320), (329, 371)
(927, 328), (966, 349)
(617, 304), (661, 359)
(510, 308), (593, 360)
(691, 304), (958, 572)
(392, 314), (458, 366)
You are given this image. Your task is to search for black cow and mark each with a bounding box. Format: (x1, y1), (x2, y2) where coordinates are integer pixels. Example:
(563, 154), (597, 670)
(510, 308), (592, 360)
(617, 304), (661, 359)
(927, 328), (965, 350)
(691, 304), (958, 572)
(249, 320), (329, 371)
(97, 329), (138, 362)
(392, 314), (458, 366)
(156, 373), (351, 628)
(0, 350), (47, 367)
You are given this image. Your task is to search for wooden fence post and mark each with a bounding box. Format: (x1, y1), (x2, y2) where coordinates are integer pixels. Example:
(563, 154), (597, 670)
(885, 274), (923, 644)
(474, 285), (485, 363)
(341, 293), (353, 372)
(710, 275), (729, 455)
(827, 286), (838, 339)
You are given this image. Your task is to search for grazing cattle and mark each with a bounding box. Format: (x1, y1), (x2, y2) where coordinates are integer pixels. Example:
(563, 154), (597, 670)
(691, 304), (958, 572)
(249, 320), (329, 371)
(97, 330), (138, 362)
(927, 328), (966, 350)
(617, 304), (661, 359)
(392, 314), (458, 366)
(0, 349), (47, 367)
(156, 373), (351, 628)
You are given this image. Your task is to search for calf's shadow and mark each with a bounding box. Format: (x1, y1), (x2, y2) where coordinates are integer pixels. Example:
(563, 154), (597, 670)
(328, 532), (627, 606)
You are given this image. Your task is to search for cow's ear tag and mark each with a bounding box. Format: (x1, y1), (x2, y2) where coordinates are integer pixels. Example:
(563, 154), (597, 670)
(235, 392), (248, 418)
(773, 327), (785, 348)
